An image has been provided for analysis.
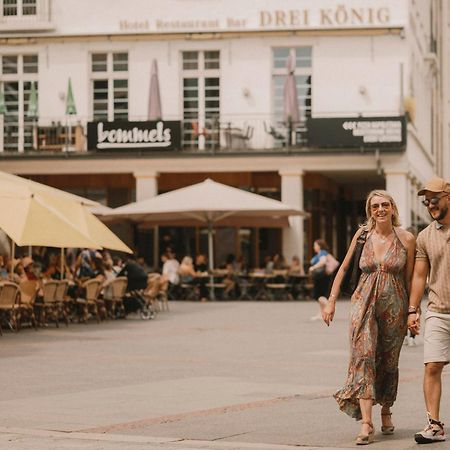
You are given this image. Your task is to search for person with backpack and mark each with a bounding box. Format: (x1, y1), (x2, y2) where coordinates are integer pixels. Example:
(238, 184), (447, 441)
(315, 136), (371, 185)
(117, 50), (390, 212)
(308, 239), (332, 321)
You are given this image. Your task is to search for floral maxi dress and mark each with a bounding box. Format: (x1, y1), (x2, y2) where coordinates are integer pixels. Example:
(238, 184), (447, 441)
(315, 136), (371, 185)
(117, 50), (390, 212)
(334, 231), (408, 420)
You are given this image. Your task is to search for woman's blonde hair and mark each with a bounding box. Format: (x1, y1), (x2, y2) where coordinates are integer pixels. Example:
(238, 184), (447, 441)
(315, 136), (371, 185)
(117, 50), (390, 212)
(365, 189), (401, 230)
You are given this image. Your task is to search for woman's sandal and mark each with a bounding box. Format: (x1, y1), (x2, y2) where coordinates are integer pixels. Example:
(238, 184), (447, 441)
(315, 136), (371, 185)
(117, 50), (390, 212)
(381, 412), (395, 435)
(356, 421), (375, 445)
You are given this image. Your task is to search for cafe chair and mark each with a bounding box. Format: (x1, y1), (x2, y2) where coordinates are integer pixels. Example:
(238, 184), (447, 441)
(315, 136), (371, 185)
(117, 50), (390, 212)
(103, 276), (127, 319)
(76, 278), (104, 323)
(18, 280), (39, 331)
(0, 281), (20, 335)
(41, 280), (60, 327)
(55, 280), (70, 326)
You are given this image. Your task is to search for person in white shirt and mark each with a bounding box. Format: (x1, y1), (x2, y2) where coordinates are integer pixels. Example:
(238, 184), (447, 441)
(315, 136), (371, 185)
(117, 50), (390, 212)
(161, 251), (180, 297)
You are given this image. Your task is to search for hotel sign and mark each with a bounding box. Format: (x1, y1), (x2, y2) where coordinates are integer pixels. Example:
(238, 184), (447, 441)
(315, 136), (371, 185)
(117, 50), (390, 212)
(307, 116), (406, 149)
(116, 2), (404, 34)
(87, 120), (181, 151)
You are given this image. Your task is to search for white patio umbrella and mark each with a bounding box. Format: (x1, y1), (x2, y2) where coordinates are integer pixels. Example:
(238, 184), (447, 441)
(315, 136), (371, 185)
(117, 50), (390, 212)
(104, 179), (306, 298)
(283, 50), (300, 146)
(148, 59), (162, 120)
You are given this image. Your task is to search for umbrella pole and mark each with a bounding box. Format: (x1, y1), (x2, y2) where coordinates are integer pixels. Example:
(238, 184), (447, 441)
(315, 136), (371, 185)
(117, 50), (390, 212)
(207, 221), (215, 300)
(61, 247), (65, 280)
(10, 240), (15, 279)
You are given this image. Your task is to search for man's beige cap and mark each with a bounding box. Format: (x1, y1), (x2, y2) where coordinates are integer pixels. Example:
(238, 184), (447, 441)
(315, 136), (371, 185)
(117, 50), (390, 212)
(417, 177), (450, 196)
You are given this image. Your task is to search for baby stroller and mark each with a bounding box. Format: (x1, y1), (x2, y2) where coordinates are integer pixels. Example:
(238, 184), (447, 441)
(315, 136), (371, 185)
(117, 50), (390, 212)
(122, 275), (155, 320)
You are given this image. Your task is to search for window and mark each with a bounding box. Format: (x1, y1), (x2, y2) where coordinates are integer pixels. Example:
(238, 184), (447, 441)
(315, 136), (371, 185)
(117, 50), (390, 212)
(2, 0), (37, 16)
(0, 53), (38, 152)
(182, 50), (220, 150)
(272, 47), (312, 145)
(91, 52), (128, 121)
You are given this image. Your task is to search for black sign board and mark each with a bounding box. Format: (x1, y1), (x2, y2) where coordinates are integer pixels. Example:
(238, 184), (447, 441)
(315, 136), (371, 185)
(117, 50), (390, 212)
(87, 120), (181, 151)
(307, 116), (406, 149)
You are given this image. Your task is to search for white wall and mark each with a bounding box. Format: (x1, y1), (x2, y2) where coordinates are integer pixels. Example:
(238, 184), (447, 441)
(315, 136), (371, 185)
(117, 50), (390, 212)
(46, 0), (408, 36)
(10, 33), (411, 126)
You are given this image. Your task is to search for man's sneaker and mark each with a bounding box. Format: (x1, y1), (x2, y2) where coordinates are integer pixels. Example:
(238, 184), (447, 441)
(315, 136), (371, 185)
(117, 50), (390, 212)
(415, 413), (446, 444)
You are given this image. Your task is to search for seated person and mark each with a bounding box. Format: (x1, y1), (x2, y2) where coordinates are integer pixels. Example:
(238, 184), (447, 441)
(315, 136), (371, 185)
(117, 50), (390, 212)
(116, 255), (148, 291)
(194, 254), (209, 301)
(22, 256), (38, 281)
(43, 253), (72, 281)
(161, 251), (180, 297)
(288, 255), (305, 276)
(13, 259), (28, 284)
(273, 253), (287, 270)
(178, 256), (197, 283)
(288, 255), (306, 299)
(0, 255), (9, 280)
(194, 254), (208, 273)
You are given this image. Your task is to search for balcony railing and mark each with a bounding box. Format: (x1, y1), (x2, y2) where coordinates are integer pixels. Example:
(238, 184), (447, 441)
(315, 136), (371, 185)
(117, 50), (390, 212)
(11, 117), (308, 154)
(181, 116), (308, 152)
(0, 114), (406, 154)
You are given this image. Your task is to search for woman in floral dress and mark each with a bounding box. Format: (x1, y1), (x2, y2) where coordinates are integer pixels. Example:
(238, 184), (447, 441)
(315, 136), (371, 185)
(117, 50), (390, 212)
(322, 190), (416, 445)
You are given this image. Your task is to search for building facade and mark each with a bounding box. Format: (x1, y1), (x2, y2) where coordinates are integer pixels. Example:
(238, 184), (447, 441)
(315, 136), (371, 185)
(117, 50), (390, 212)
(0, 0), (447, 267)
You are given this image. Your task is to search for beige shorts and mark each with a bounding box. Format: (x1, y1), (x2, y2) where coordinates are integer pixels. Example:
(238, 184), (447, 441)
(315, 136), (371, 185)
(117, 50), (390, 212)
(424, 311), (450, 365)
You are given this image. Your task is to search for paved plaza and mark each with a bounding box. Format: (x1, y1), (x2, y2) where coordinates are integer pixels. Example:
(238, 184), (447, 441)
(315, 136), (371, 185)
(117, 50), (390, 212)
(0, 300), (449, 449)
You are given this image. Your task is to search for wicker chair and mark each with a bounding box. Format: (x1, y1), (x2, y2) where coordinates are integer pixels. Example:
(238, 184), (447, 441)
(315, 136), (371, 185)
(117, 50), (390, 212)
(41, 280), (60, 327)
(76, 278), (104, 323)
(103, 276), (127, 319)
(54, 280), (70, 326)
(0, 281), (20, 335)
(18, 280), (39, 330)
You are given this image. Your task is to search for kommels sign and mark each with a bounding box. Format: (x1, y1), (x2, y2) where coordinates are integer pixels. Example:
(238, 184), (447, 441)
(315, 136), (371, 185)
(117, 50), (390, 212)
(87, 120), (181, 151)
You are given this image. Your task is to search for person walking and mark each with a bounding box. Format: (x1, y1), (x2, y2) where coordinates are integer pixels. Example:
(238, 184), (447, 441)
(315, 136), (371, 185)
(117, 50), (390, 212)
(407, 177), (450, 444)
(321, 190), (415, 445)
(308, 239), (332, 321)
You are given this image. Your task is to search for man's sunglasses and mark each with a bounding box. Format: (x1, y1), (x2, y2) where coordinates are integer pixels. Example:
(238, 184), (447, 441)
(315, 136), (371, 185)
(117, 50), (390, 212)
(422, 193), (449, 207)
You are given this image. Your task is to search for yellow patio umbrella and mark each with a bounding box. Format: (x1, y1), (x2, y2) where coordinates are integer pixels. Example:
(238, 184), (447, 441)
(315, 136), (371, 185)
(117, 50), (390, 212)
(0, 170), (130, 251)
(0, 171), (97, 206)
(0, 192), (100, 249)
(0, 171), (131, 279)
(41, 194), (132, 254)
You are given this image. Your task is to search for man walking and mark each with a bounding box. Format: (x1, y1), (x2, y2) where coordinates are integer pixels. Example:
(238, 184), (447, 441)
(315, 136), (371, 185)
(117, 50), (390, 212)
(408, 177), (450, 444)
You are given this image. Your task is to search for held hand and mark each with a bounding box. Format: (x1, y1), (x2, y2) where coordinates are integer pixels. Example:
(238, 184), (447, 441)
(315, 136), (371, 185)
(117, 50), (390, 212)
(407, 312), (420, 335)
(320, 297), (335, 326)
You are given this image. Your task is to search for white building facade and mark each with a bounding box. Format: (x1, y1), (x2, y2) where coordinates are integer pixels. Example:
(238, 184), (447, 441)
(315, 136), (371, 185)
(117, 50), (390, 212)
(0, 0), (447, 266)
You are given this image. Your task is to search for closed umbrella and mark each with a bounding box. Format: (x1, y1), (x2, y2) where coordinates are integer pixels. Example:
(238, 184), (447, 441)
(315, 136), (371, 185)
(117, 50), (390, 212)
(27, 81), (38, 150)
(65, 78), (77, 115)
(65, 78), (77, 151)
(105, 179), (306, 298)
(283, 51), (299, 146)
(0, 87), (7, 114)
(148, 59), (162, 120)
(0, 86), (7, 152)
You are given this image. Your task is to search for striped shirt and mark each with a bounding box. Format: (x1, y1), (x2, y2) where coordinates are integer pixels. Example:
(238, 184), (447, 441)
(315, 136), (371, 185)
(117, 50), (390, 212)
(416, 221), (450, 313)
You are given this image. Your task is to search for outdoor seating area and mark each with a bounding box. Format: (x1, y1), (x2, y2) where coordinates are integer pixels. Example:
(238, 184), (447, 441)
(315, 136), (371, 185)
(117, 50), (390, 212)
(168, 269), (313, 301)
(0, 255), (170, 336)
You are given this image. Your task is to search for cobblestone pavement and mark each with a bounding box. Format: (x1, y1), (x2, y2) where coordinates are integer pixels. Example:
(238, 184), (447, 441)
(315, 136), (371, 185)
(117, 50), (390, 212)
(0, 300), (449, 449)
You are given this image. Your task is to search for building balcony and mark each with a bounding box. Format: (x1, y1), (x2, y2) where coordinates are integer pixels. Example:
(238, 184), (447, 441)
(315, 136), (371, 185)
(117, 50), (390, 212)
(0, 114), (407, 156)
